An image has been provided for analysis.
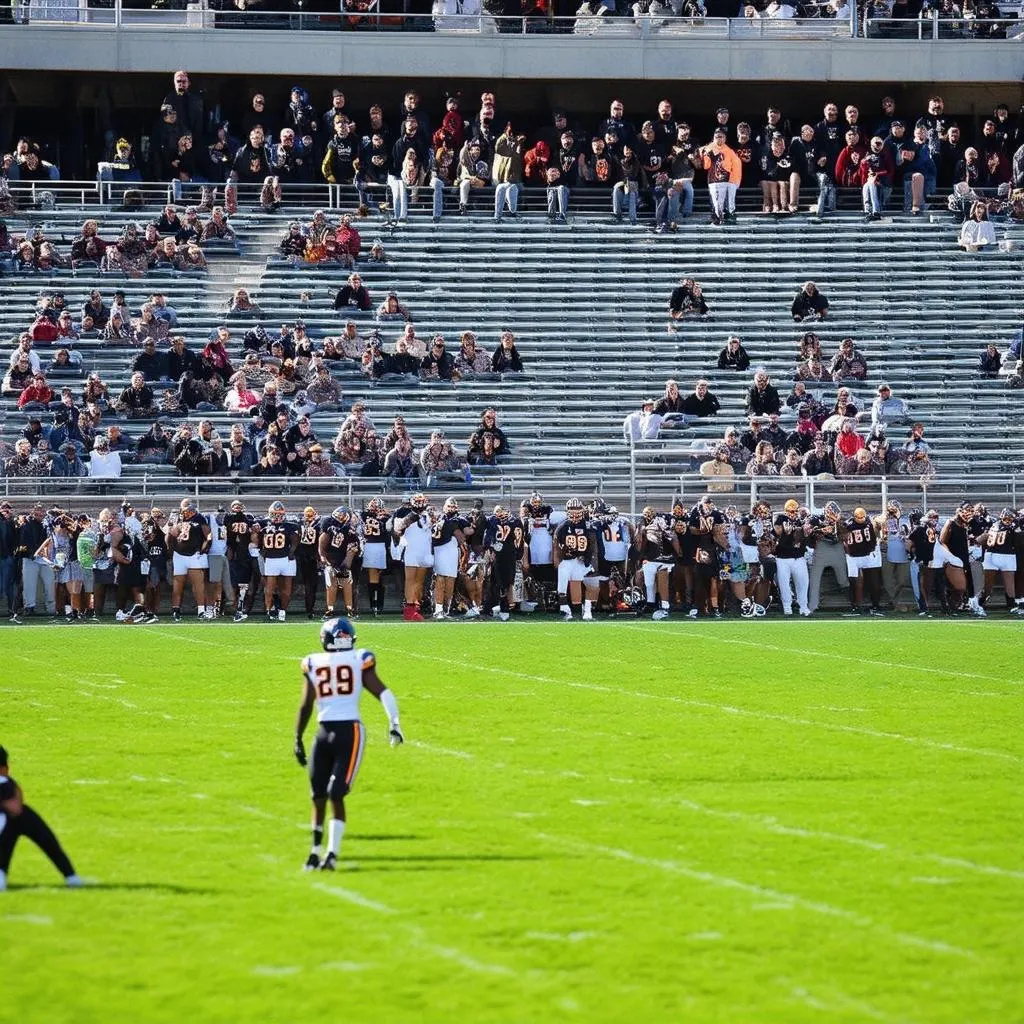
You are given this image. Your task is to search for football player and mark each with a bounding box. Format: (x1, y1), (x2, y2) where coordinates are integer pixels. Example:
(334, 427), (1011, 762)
(392, 493), (432, 621)
(939, 501), (983, 616)
(807, 500), (848, 613)
(142, 511), (169, 620)
(223, 499), (256, 622)
(906, 507), (936, 616)
(523, 492), (555, 590)
(688, 496), (725, 617)
(968, 502), (992, 602)
(633, 507), (679, 620)
(877, 499), (911, 610)
(253, 501), (300, 622)
(360, 498), (390, 616)
(319, 507), (359, 620)
(553, 498), (598, 621)
(483, 504), (528, 621)
(167, 497), (212, 623)
(594, 500), (631, 612)
(774, 499), (811, 616)
(0, 744), (83, 892)
(670, 499), (695, 612)
(297, 507), (322, 619)
(841, 506), (883, 615)
(982, 508), (1021, 612)
(293, 618), (404, 872)
(205, 506), (232, 618)
(431, 498), (469, 620)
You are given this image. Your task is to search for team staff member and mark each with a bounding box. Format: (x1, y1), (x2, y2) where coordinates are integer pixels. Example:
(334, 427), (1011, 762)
(878, 499), (911, 609)
(431, 498), (469, 621)
(0, 744), (82, 891)
(701, 128), (742, 226)
(774, 499), (810, 616)
(167, 497), (211, 623)
(297, 506), (322, 619)
(807, 500), (848, 612)
(206, 506), (232, 618)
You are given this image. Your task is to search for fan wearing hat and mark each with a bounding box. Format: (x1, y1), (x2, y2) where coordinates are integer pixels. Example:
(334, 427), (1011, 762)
(869, 383), (909, 429)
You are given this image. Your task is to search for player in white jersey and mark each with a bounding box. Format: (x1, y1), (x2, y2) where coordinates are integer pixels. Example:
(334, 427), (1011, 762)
(293, 617), (404, 872)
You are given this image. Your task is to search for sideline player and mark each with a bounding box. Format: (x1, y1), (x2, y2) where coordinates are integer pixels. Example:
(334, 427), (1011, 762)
(254, 501), (300, 622)
(0, 744), (82, 891)
(553, 498), (597, 621)
(360, 498), (390, 616)
(983, 508), (1022, 613)
(293, 618), (404, 871)
(841, 506), (883, 616)
(167, 497), (211, 622)
(319, 507), (358, 620)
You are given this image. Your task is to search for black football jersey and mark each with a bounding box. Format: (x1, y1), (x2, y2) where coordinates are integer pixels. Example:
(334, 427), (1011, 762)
(432, 513), (465, 548)
(844, 518), (877, 557)
(908, 524), (936, 563)
(554, 520), (594, 563)
(985, 521), (1016, 556)
(773, 514), (807, 558)
(297, 519), (321, 559)
(321, 519), (357, 563)
(639, 519), (674, 562)
(174, 514), (207, 555)
(687, 506), (725, 535)
(224, 512), (255, 557)
(258, 518), (299, 556)
(485, 516), (526, 559)
(361, 511), (389, 545)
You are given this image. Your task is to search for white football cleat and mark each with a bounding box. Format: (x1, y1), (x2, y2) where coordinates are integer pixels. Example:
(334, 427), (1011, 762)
(688, 608), (699, 619)
(465, 606), (481, 618)
(561, 610), (573, 621)
(278, 610), (287, 622)
(581, 608), (593, 621)
(204, 609), (215, 620)
(497, 611), (510, 622)
(65, 874), (84, 888)
(652, 608), (669, 621)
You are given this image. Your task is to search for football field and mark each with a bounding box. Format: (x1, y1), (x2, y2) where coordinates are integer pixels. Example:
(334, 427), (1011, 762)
(2, 618), (1021, 1024)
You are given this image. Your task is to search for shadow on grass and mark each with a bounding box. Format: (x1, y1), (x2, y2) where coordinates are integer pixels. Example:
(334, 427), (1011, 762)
(5, 882), (213, 895)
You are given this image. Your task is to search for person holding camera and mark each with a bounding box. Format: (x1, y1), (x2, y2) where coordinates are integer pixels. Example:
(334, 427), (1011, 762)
(700, 129), (741, 226)
(492, 122), (526, 222)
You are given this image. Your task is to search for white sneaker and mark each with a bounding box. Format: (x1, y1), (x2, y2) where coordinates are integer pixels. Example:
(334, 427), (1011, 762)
(783, 610), (793, 616)
(498, 611), (510, 622)
(465, 606), (481, 618)
(65, 874), (84, 888)
(561, 610), (573, 621)
(278, 610), (287, 622)
(799, 609), (811, 617)
(490, 606), (502, 619)
(581, 608), (593, 621)
(652, 608), (669, 621)
(688, 608), (698, 619)
(433, 609), (446, 620)
(115, 610), (126, 622)
(205, 609), (215, 620)
(973, 604), (987, 618)
(1012, 604), (1024, 615)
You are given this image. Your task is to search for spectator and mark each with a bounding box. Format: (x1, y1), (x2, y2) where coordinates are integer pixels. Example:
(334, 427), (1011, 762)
(376, 291), (411, 323)
(202, 206), (235, 241)
(456, 139), (490, 215)
(82, 372), (111, 408)
(224, 371), (260, 413)
(491, 330), (524, 374)
(623, 398), (657, 443)
(958, 202), (997, 252)
(834, 128), (868, 190)
(202, 330), (234, 384)
(167, 336), (201, 382)
(902, 423), (935, 476)
(306, 365), (341, 408)
(792, 281), (829, 321)
(492, 123), (526, 221)
(5, 438), (45, 476)
(136, 420), (171, 464)
(131, 339), (168, 382)
(105, 223), (151, 278)
(82, 290), (110, 330)
(290, 390), (317, 420)
(8, 336), (41, 375)
(978, 342), (1002, 376)
(833, 419), (866, 474)
(870, 384), (910, 429)
(739, 415), (764, 454)
(88, 436), (122, 479)
(746, 441), (779, 476)
(116, 373), (156, 419)
(801, 433), (834, 476)
(699, 446), (736, 493)
(700, 128), (741, 226)
(798, 332), (822, 361)
(796, 354), (829, 383)
(306, 443), (336, 478)
(455, 332), (491, 377)
(420, 335), (456, 381)
(717, 335), (751, 372)
(746, 369), (781, 416)
(44, 348), (79, 376)
(333, 272), (371, 312)
(17, 372), (53, 411)
(421, 430), (469, 485)
(778, 448), (804, 476)
(467, 408), (508, 464)
(544, 164), (570, 225)
(134, 304), (170, 346)
(901, 123), (937, 215)
(681, 379), (720, 418)
(50, 442), (87, 477)
(227, 288), (264, 319)
(653, 379), (684, 419)
(334, 213), (361, 267)
(859, 136), (895, 221)
(829, 337), (868, 382)
(668, 277), (709, 322)
(70, 219), (108, 267)
(383, 435), (417, 480)
(54, 311), (79, 344)
(101, 310), (137, 345)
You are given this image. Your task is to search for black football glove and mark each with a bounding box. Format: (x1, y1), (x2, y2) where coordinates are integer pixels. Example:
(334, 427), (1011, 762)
(294, 737), (307, 767)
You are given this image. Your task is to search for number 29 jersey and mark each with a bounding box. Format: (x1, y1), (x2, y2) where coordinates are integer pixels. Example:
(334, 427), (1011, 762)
(302, 648), (376, 723)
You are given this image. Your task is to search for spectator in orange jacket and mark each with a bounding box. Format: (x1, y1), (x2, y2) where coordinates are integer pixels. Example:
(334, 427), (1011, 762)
(334, 213), (361, 269)
(700, 128), (742, 226)
(29, 315), (60, 344)
(18, 373), (54, 410)
(523, 140), (551, 186)
(833, 128), (868, 188)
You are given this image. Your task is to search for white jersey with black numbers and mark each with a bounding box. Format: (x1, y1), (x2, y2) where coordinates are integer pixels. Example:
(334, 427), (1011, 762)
(302, 647), (375, 723)
(601, 516), (632, 562)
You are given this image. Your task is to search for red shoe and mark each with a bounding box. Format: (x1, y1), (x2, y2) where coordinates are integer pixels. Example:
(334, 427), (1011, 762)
(403, 605), (424, 622)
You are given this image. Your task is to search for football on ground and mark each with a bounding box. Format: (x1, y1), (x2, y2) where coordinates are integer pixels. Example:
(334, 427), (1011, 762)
(2, 619), (1020, 1024)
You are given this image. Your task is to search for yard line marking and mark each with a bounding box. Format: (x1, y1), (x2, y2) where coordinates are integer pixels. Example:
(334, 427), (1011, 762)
(525, 930), (597, 943)
(409, 740), (475, 760)
(375, 646), (1020, 763)
(71, 779), (109, 786)
(1, 914), (53, 926)
(781, 982), (915, 1024)
(536, 833), (976, 960)
(416, 940), (517, 977)
(312, 883), (398, 915)
(623, 622), (1024, 687)
(251, 965), (302, 977)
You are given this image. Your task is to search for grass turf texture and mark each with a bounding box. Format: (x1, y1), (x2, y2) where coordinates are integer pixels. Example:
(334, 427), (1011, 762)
(1, 619), (1021, 1024)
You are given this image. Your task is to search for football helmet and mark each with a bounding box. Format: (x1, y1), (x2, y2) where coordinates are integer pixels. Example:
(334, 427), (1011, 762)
(180, 498), (198, 520)
(443, 497), (459, 515)
(956, 501), (973, 523)
(752, 500), (772, 521)
(852, 507), (868, 524)
(332, 506), (351, 526)
(887, 499), (903, 518)
(269, 500), (287, 523)
(367, 497), (385, 515)
(229, 499), (245, 514)
(672, 498), (686, 517)
(590, 498), (610, 517)
(607, 505), (619, 517)
(699, 495), (716, 509)
(1000, 507), (1015, 525)
(909, 506), (923, 525)
(411, 493), (429, 511)
(641, 506), (657, 523)
(566, 498), (585, 523)
(303, 506), (317, 523)
(320, 616), (356, 652)
(529, 492), (544, 510)
(493, 505), (509, 520)
(823, 501), (842, 523)
(926, 509), (940, 522)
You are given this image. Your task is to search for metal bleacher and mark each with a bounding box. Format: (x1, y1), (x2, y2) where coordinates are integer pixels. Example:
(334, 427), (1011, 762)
(2, 183), (1023, 512)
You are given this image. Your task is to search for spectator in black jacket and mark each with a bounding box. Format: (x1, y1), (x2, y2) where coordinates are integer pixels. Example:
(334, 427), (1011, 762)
(467, 408), (509, 464)
(681, 379), (721, 418)
(653, 380), (684, 417)
(333, 272), (372, 312)
(717, 335), (751, 372)
(792, 281), (829, 321)
(116, 373), (156, 419)
(978, 342), (1002, 376)
(0, 501), (19, 619)
(132, 339), (169, 382)
(746, 368), (782, 416)
(668, 277), (709, 321)
(167, 336), (201, 382)
(491, 330), (524, 373)
(160, 70), (204, 142)
(420, 335), (457, 381)
(136, 420), (171, 464)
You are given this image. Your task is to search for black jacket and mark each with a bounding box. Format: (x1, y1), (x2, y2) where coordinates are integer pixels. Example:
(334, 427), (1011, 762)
(746, 384), (782, 416)
(18, 518), (47, 559)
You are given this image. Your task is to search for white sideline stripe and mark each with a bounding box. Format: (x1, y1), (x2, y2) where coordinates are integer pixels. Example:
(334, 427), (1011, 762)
(312, 883), (398, 915)
(399, 696), (1024, 883)
(374, 646), (1020, 763)
(536, 833), (976, 960)
(624, 622), (1024, 687)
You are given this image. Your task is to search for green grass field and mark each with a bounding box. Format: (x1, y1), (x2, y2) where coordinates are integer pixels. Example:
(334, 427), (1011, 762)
(2, 619), (1021, 1024)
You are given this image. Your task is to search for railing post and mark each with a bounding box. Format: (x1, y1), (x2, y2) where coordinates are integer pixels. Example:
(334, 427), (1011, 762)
(931, 9), (938, 38)
(880, 475), (888, 517)
(628, 438), (636, 517)
(808, 477), (815, 512)
(115, 0), (122, 28)
(850, 0), (856, 37)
